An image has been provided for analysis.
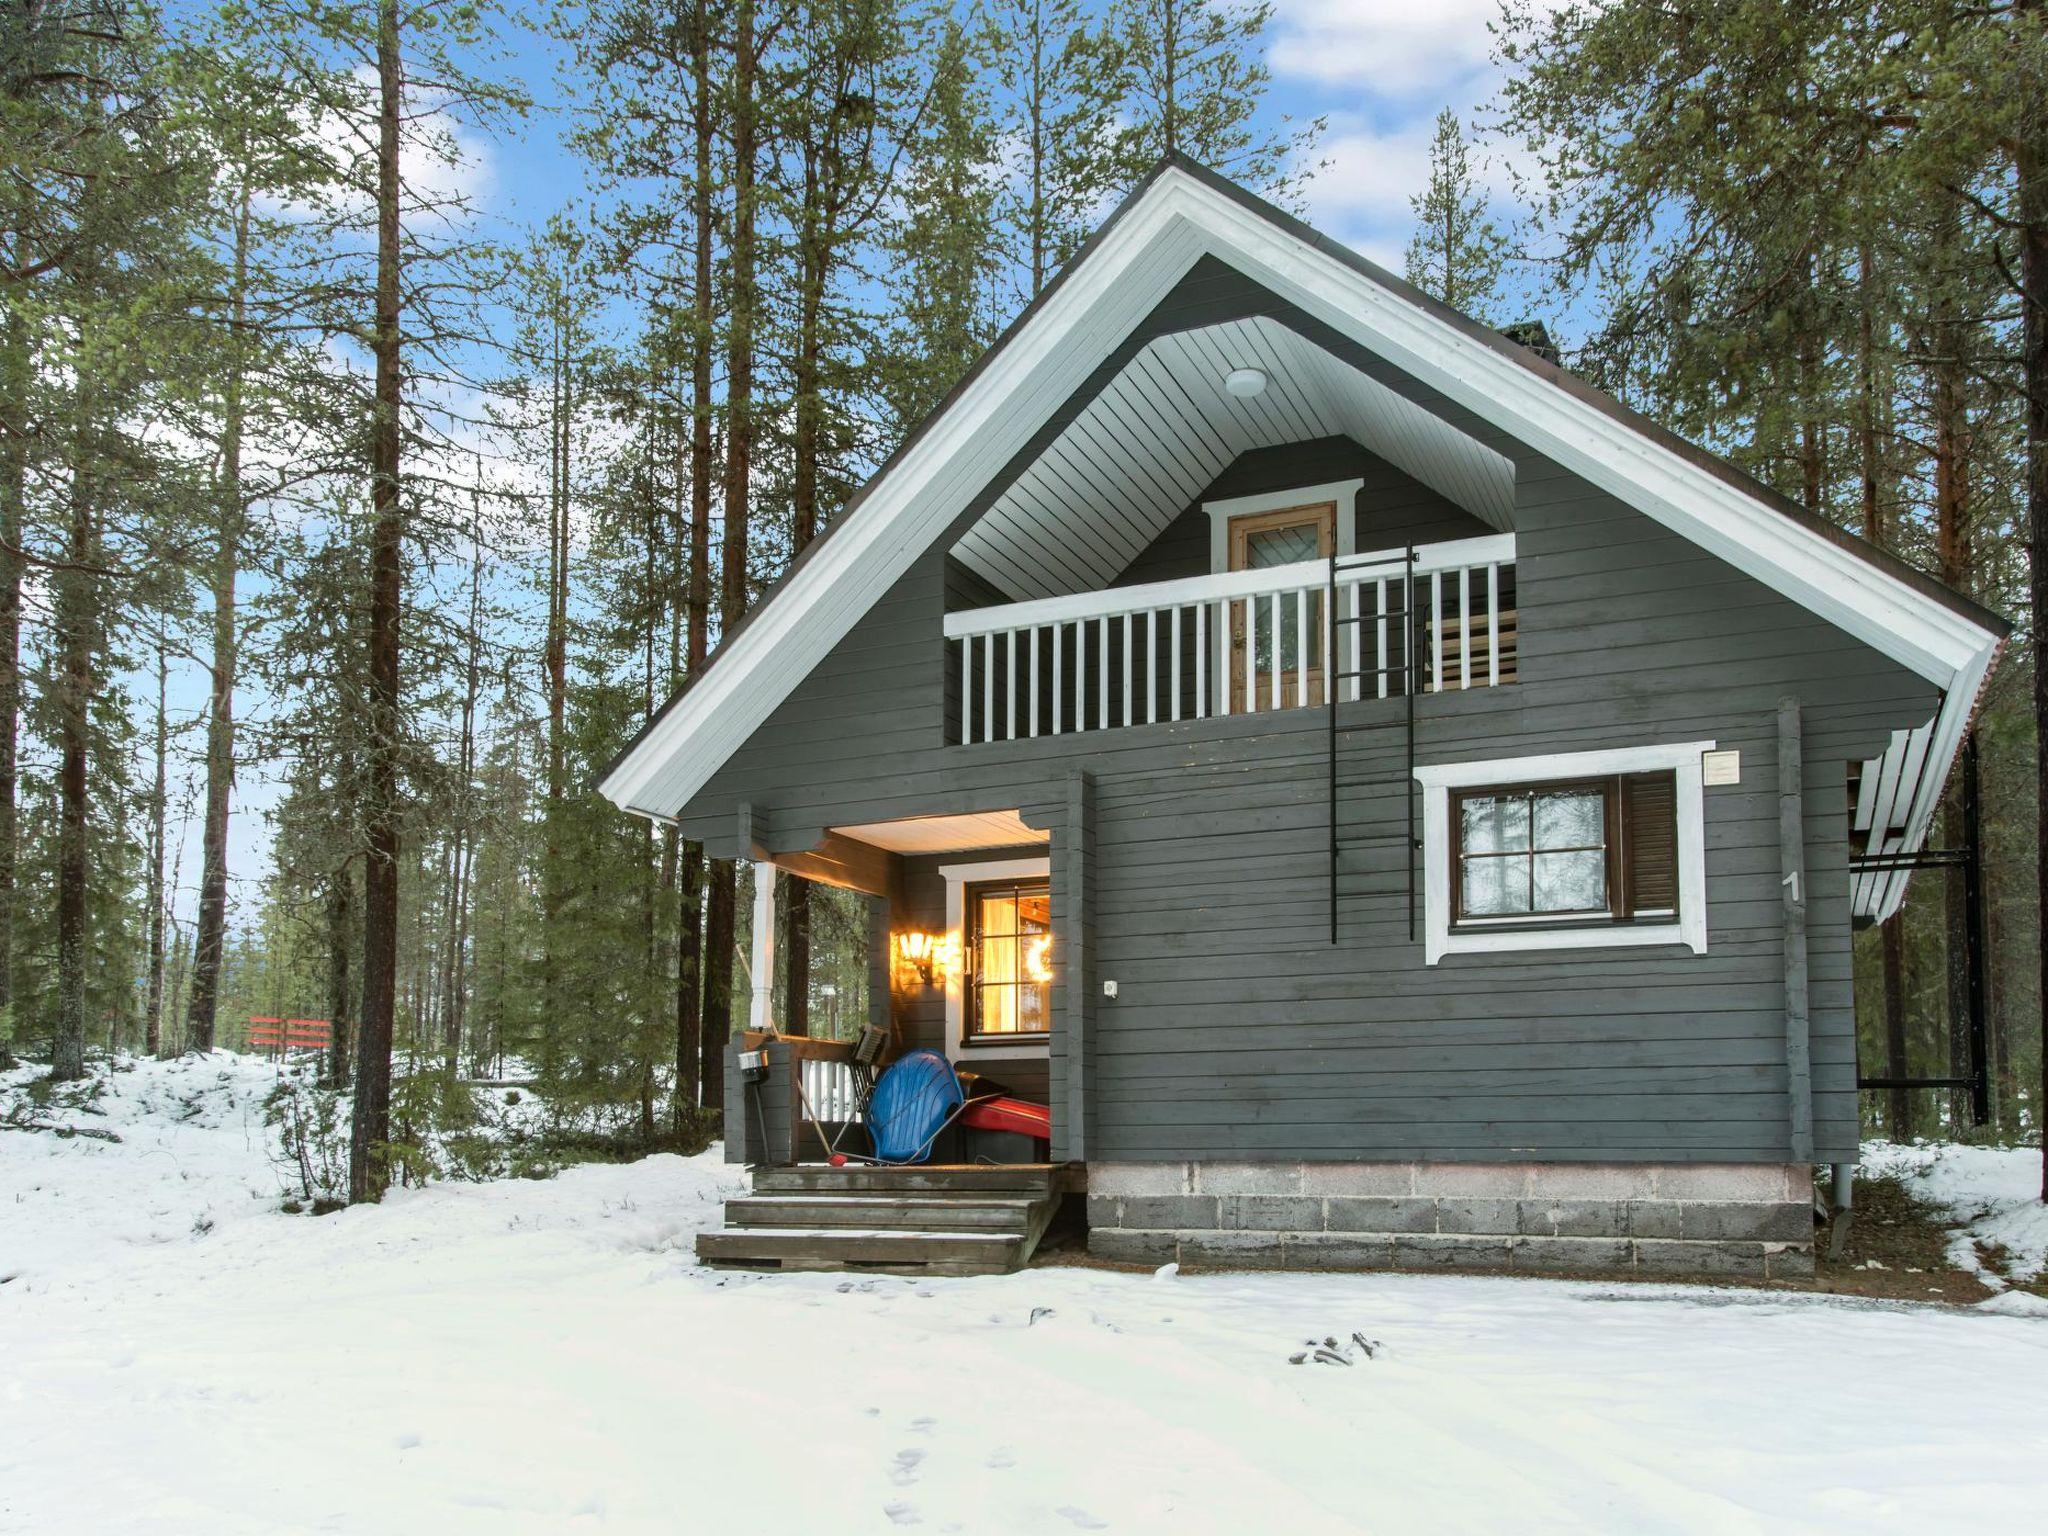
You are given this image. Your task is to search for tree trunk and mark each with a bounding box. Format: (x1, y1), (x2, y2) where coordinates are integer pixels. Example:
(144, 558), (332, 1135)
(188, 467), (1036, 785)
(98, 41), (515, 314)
(701, 864), (735, 1106)
(0, 261), (23, 1066)
(541, 293), (571, 1031)
(350, 0), (405, 1204)
(2019, 0), (2048, 1200)
(701, 0), (758, 1106)
(675, 838), (703, 1112)
(144, 637), (168, 1057)
(676, 0), (716, 1115)
(50, 406), (94, 1083)
(186, 183), (252, 1055)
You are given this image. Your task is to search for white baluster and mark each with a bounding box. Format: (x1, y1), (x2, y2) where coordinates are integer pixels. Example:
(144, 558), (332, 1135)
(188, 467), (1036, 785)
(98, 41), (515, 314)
(1197, 601), (1210, 718)
(1345, 577), (1360, 704)
(959, 636), (972, 743)
(1268, 591), (1282, 711)
(1007, 628), (1018, 738)
(1375, 579), (1388, 699)
(1123, 611), (1135, 728)
(1029, 625), (1040, 737)
(1052, 622), (1064, 735)
(1147, 609), (1159, 724)
(1487, 564), (1500, 687)
(1429, 569), (1443, 694)
(1216, 599), (1230, 716)
(1459, 565), (1472, 690)
(1296, 583), (1310, 708)
(1097, 615), (1110, 731)
(983, 633), (995, 738)
(1170, 605), (1183, 721)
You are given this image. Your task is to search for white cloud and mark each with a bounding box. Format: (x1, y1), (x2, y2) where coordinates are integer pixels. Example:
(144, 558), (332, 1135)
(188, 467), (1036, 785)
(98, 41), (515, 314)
(1270, 0), (1544, 91)
(1301, 123), (1436, 226)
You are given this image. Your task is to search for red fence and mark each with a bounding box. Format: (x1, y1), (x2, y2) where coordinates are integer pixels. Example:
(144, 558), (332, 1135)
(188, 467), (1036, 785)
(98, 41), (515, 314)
(248, 1017), (331, 1057)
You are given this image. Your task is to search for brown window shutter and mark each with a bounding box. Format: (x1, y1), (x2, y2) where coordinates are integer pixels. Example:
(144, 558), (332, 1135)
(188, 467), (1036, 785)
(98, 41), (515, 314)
(1622, 771), (1679, 916)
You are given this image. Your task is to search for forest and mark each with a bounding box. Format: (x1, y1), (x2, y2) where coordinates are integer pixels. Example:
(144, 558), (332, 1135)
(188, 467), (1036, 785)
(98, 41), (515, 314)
(5, 0), (2045, 1205)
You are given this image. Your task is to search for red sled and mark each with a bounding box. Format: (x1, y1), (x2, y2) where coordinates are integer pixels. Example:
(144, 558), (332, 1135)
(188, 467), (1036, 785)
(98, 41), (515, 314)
(959, 1095), (1051, 1142)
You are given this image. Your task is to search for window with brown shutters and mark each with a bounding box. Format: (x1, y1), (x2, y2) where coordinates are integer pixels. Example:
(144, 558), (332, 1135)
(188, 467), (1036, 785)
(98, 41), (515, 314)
(1451, 769), (1680, 930)
(1619, 771), (1679, 917)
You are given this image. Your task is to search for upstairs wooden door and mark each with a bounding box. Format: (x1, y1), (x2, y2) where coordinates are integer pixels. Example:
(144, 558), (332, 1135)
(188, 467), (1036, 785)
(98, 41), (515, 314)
(1228, 501), (1336, 712)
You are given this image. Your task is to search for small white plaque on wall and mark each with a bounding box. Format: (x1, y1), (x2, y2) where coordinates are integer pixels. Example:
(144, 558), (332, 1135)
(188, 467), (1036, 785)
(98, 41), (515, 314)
(1701, 749), (1741, 786)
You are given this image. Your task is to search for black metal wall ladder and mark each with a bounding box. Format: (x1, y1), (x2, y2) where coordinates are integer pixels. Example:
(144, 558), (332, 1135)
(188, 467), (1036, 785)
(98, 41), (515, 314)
(1325, 548), (1422, 946)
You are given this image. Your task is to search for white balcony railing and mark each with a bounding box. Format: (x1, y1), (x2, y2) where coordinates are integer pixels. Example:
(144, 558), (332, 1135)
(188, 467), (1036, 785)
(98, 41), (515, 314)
(944, 534), (1517, 745)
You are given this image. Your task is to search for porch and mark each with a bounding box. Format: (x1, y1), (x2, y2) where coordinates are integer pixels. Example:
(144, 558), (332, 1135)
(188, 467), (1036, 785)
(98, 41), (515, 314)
(701, 803), (1089, 1273)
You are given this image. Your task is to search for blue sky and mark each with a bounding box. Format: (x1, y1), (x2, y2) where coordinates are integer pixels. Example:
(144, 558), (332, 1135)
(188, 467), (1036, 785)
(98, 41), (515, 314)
(184, 0), (1540, 934)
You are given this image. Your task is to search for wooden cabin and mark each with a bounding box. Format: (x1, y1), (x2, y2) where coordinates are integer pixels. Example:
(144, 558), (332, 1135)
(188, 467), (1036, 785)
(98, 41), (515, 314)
(601, 158), (2005, 1279)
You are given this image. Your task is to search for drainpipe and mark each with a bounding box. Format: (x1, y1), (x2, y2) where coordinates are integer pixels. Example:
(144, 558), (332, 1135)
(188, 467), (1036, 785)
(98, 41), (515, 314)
(1826, 1161), (1855, 1261)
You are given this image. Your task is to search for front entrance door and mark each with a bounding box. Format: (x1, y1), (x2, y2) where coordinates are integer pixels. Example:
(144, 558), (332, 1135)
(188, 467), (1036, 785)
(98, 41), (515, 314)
(1228, 501), (1336, 712)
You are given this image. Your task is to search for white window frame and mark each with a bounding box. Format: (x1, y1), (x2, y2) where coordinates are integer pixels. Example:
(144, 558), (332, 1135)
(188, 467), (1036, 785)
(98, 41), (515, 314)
(940, 856), (1052, 1062)
(1201, 478), (1363, 577)
(1413, 741), (1714, 966)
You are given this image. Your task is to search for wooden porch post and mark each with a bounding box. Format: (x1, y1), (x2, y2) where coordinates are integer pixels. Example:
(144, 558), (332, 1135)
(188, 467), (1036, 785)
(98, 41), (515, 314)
(749, 859), (777, 1034)
(1055, 769), (1095, 1162)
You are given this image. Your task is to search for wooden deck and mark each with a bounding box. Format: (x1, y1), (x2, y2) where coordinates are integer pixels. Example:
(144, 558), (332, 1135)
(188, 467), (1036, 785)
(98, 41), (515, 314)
(695, 1164), (1081, 1276)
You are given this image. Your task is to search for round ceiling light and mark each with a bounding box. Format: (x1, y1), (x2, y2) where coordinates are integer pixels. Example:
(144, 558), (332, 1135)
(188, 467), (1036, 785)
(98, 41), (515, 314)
(1223, 367), (1268, 398)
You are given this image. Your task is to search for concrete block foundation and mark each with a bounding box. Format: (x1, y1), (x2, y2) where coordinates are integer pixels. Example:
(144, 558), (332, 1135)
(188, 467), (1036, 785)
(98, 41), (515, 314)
(1086, 1161), (1816, 1280)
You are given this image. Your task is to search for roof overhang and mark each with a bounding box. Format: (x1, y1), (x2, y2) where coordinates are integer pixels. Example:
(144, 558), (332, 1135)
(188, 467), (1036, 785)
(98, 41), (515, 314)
(600, 160), (2006, 844)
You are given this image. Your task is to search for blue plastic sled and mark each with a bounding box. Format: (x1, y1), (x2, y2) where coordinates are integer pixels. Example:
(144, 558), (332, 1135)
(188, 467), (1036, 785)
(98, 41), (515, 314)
(864, 1048), (964, 1164)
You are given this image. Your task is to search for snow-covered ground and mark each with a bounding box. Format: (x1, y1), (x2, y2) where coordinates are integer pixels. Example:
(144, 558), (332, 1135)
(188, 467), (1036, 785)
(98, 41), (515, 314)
(1863, 1139), (2048, 1293)
(4, 1055), (2047, 1535)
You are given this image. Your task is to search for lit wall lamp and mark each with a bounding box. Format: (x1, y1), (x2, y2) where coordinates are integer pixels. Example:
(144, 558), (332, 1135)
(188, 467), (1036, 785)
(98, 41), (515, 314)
(1025, 933), (1054, 983)
(894, 929), (956, 986)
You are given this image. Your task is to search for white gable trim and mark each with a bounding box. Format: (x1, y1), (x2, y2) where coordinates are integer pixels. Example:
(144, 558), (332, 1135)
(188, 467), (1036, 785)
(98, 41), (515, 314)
(602, 165), (2000, 821)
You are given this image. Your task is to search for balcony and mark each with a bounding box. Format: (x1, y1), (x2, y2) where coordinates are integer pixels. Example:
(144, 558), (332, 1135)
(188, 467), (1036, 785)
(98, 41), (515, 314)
(944, 534), (1517, 745)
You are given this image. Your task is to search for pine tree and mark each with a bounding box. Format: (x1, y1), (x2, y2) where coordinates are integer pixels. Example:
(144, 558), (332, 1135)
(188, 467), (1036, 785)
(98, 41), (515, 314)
(1403, 108), (1507, 321)
(880, 17), (999, 433)
(1109, 0), (1320, 200)
(984, 0), (1123, 300)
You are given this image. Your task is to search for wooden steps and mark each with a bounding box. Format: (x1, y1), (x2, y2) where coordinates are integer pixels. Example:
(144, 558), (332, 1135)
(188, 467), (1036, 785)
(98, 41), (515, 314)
(696, 1164), (1074, 1276)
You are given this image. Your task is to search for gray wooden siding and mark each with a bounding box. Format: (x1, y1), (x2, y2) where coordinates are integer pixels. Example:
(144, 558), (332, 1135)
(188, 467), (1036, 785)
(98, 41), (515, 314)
(1113, 435), (1493, 589)
(671, 262), (1936, 1167)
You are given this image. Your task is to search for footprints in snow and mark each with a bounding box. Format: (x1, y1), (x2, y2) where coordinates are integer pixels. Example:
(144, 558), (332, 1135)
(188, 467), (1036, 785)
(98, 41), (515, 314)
(877, 1414), (1105, 1529)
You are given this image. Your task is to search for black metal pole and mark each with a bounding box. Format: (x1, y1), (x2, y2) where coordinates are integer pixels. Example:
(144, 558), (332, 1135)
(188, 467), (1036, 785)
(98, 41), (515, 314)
(1328, 552), (1339, 946)
(1405, 548), (1418, 944)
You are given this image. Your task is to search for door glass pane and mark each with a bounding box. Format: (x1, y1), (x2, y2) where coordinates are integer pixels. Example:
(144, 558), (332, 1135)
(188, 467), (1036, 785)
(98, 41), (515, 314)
(1244, 523), (1319, 569)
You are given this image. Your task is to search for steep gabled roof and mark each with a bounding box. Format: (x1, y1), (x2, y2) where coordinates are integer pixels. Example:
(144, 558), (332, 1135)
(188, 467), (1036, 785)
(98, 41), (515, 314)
(600, 156), (2005, 890)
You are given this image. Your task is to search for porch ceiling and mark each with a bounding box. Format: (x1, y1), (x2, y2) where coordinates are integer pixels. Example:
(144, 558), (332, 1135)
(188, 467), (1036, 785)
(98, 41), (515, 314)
(832, 809), (1046, 855)
(950, 314), (1518, 602)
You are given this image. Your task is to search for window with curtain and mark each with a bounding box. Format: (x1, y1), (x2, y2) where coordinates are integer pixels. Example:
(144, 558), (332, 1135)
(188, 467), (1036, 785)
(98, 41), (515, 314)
(966, 878), (1053, 1040)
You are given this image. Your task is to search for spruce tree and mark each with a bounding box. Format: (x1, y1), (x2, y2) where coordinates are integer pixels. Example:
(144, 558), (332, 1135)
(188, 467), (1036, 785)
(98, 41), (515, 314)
(1403, 108), (1507, 320)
